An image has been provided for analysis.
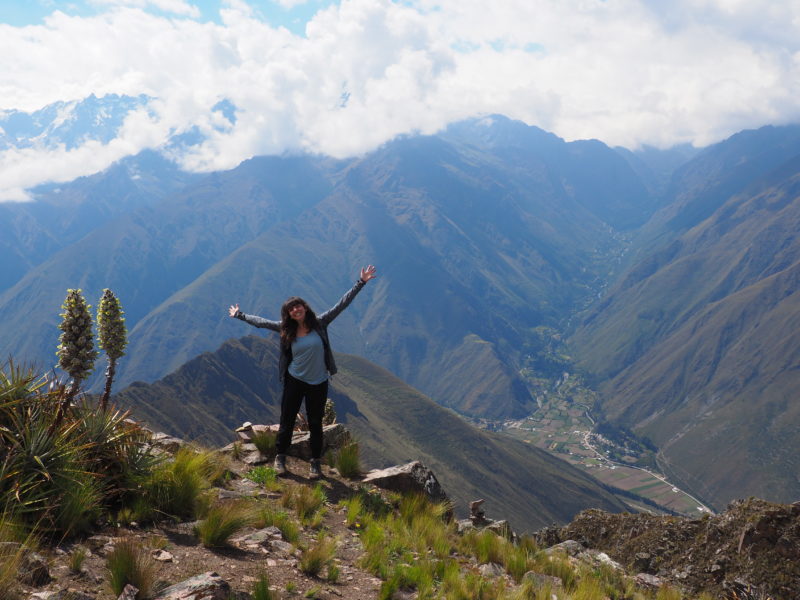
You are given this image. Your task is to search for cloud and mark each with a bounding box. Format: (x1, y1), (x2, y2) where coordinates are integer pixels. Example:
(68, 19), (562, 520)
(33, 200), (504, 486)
(89, 0), (201, 17)
(2, 0), (800, 199)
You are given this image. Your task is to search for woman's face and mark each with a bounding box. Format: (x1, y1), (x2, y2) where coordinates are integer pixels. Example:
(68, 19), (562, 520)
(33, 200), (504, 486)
(288, 302), (306, 323)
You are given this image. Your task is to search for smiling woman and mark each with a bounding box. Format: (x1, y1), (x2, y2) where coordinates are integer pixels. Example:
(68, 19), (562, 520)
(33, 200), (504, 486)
(228, 265), (377, 480)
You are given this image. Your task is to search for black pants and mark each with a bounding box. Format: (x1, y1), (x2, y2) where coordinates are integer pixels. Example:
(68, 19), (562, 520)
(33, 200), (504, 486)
(276, 373), (328, 459)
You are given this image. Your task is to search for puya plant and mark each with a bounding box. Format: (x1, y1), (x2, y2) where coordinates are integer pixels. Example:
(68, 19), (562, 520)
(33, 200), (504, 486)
(55, 289), (97, 424)
(96, 288), (127, 411)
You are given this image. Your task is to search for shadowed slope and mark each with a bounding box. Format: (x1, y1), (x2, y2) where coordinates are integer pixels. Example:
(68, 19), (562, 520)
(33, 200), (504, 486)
(114, 335), (629, 532)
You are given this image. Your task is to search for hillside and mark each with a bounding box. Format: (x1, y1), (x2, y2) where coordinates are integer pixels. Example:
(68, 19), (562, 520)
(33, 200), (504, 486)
(570, 125), (800, 507)
(113, 335), (630, 532)
(0, 115), (657, 421)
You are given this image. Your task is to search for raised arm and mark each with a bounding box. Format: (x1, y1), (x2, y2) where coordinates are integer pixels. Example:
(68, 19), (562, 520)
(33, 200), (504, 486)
(228, 303), (280, 332)
(318, 265), (377, 325)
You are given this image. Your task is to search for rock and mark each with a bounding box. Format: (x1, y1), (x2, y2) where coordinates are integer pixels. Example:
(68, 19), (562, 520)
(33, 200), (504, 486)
(580, 550), (622, 570)
(522, 572), (563, 589)
(19, 552), (51, 586)
(486, 520), (515, 541)
(150, 432), (186, 453)
(152, 572), (231, 600)
(30, 591), (94, 600)
(632, 552), (651, 573)
(634, 573), (663, 589)
(288, 424), (350, 459)
(544, 540), (584, 557)
(270, 540), (295, 556)
(152, 550), (174, 562)
(85, 535), (113, 552)
(118, 584), (139, 600)
(456, 519), (475, 535)
(362, 461), (449, 505)
(478, 562), (504, 577)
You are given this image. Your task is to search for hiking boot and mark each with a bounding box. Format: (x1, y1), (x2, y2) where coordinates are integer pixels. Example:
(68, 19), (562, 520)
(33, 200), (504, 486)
(274, 454), (287, 476)
(309, 458), (322, 480)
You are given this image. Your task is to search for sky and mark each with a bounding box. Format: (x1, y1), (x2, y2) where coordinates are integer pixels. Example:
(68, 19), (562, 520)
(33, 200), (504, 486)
(2, 0), (800, 201)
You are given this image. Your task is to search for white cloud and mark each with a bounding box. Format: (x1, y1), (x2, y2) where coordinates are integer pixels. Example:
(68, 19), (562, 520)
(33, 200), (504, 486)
(89, 0), (201, 17)
(2, 0), (800, 199)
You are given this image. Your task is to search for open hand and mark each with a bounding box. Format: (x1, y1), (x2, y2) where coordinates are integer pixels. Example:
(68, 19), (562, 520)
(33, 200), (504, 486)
(360, 265), (377, 283)
(228, 303), (240, 317)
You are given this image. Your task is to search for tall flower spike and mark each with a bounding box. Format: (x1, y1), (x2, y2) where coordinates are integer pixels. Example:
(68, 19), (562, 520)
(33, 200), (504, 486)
(55, 289), (97, 426)
(97, 288), (127, 411)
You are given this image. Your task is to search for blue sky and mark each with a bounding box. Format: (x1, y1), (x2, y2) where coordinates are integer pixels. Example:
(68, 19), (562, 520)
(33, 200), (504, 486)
(0, 0), (339, 34)
(2, 0), (800, 201)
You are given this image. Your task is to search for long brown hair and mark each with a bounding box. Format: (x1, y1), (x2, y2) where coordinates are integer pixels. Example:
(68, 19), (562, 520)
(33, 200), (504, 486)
(279, 297), (319, 346)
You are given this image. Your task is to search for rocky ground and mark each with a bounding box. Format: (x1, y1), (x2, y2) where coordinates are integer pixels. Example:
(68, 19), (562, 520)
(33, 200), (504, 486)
(535, 497), (800, 599)
(12, 423), (800, 600)
(17, 452), (389, 600)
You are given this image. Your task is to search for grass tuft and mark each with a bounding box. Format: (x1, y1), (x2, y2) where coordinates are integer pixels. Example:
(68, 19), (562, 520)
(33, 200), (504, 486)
(251, 430), (277, 457)
(282, 483), (327, 525)
(334, 441), (361, 479)
(299, 532), (337, 577)
(252, 571), (276, 600)
(106, 538), (156, 599)
(193, 501), (253, 548)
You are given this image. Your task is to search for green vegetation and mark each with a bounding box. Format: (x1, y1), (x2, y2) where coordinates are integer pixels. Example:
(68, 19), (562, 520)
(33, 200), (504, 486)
(251, 429), (277, 457)
(282, 483), (327, 525)
(97, 288), (128, 411)
(333, 440), (361, 479)
(194, 500), (254, 548)
(252, 571), (277, 600)
(56, 289), (98, 425)
(246, 465), (282, 491)
(106, 538), (157, 599)
(298, 532), (337, 577)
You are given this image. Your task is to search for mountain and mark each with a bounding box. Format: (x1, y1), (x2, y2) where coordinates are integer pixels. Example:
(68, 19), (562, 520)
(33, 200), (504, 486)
(0, 94), (152, 151)
(0, 151), (197, 291)
(0, 115), (657, 421)
(113, 334), (630, 532)
(569, 124), (800, 508)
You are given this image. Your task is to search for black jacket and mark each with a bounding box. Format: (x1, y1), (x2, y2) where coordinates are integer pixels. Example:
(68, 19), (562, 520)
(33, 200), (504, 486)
(235, 279), (367, 381)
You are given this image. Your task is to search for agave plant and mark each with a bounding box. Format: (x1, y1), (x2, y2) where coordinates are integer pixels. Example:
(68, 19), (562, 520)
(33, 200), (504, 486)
(96, 289), (127, 411)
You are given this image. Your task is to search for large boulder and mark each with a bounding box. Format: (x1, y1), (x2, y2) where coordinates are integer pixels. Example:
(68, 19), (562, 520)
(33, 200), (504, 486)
(362, 461), (448, 505)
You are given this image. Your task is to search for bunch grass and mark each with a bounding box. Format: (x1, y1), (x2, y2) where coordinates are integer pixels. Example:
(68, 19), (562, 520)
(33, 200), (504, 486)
(106, 538), (156, 599)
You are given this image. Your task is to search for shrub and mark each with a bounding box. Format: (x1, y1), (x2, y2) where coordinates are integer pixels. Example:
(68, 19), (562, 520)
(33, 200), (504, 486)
(334, 441), (361, 479)
(299, 532), (337, 576)
(194, 501), (253, 548)
(251, 430), (277, 457)
(246, 466), (280, 491)
(106, 538), (156, 599)
(143, 446), (222, 520)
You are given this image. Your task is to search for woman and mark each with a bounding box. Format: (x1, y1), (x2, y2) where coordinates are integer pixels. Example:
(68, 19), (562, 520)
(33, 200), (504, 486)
(228, 265), (377, 479)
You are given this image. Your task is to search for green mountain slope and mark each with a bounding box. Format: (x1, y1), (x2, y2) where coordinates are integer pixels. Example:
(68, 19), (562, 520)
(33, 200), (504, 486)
(570, 126), (800, 507)
(113, 118), (655, 419)
(114, 335), (629, 532)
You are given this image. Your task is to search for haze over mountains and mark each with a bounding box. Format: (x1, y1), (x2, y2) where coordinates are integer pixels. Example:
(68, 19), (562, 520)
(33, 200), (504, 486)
(3, 94), (800, 512)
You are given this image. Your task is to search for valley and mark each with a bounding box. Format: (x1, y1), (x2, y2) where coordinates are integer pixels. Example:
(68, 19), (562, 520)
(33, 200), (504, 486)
(489, 369), (714, 517)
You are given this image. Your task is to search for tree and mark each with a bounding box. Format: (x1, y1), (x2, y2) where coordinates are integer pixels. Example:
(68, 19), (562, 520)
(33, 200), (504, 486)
(97, 288), (128, 411)
(56, 289), (97, 424)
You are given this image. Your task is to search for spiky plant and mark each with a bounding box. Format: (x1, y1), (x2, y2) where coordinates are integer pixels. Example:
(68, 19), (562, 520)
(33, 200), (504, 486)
(97, 289), (127, 412)
(56, 289), (97, 424)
